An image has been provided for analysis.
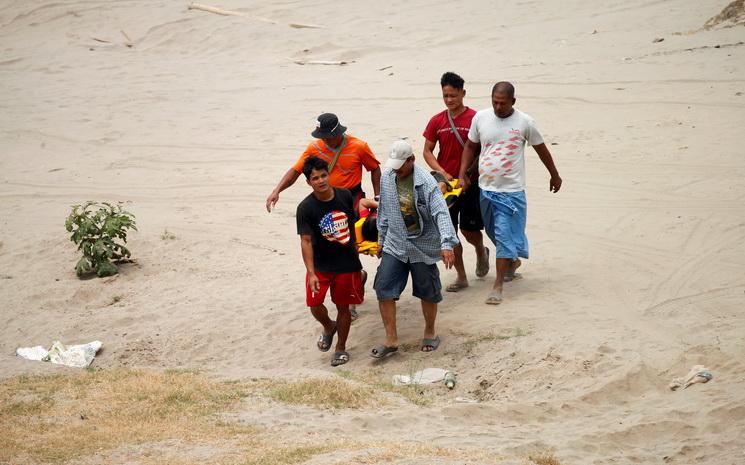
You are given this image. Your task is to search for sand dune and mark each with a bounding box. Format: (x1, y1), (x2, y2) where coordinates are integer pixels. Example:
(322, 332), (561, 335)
(1, 0), (744, 463)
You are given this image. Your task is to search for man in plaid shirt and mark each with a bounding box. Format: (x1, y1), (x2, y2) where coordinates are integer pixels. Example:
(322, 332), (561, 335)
(370, 140), (458, 358)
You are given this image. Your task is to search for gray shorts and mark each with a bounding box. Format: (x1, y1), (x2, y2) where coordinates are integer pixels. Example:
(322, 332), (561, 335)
(373, 253), (442, 303)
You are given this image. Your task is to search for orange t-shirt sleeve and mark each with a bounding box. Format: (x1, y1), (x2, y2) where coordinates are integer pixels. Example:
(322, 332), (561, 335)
(291, 144), (315, 173)
(359, 142), (381, 171)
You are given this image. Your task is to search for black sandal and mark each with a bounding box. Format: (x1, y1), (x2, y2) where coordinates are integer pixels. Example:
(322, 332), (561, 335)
(316, 323), (337, 352)
(370, 345), (398, 359)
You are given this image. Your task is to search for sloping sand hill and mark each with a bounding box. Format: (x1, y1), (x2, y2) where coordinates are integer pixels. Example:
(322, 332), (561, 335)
(1, 1), (744, 463)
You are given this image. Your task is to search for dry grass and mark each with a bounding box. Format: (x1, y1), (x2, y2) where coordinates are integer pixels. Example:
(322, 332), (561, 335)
(373, 377), (433, 407)
(337, 368), (433, 407)
(240, 442), (338, 465)
(316, 441), (506, 465)
(256, 370), (435, 409)
(529, 451), (563, 465)
(257, 377), (381, 409)
(0, 369), (511, 465)
(239, 436), (505, 465)
(0, 368), (254, 464)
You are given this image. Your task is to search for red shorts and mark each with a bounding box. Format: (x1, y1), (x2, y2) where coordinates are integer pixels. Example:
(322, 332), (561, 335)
(306, 270), (364, 307)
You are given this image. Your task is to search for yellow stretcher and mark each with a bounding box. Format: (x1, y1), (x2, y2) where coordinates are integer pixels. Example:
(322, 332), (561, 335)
(355, 179), (462, 256)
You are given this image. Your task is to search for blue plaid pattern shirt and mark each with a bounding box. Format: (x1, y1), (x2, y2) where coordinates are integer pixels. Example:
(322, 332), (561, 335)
(378, 164), (459, 264)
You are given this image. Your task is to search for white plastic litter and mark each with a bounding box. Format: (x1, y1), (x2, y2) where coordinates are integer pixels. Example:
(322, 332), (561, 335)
(15, 345), (48, 361)
(16, 341), (102, 368)
(392, 368), (450, 386)
(669, 364), (714, 391)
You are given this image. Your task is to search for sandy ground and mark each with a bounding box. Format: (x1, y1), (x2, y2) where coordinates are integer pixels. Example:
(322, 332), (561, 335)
(1, 1), (744, 463)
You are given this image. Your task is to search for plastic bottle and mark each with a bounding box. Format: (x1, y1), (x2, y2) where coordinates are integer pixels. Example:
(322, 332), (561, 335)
(444, 371), (457, 389)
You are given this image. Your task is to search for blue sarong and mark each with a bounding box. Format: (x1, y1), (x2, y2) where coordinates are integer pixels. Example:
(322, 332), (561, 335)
(479, 190), (529, 260)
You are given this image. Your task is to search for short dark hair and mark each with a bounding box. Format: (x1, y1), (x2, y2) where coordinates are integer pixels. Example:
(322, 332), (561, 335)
(302, 156), (328, 179)
(491, 81), (515, 99)
(441, 72), (465, 90)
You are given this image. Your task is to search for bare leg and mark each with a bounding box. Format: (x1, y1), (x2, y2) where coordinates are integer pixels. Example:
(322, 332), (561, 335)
(505, 258), (522, 282)
(421, 300), (441, 351)
(486, 258), (511, 305)
(447, 243), (469, 291)
(462, 229), (486, 252)
(421, 300), (438, 340)
(310, 304), (335, 334)
(494, 258), (510, 292)
(349, 269), (368, 320)
(334, 305), (351, 352)
(462, 229), (489, 277)
(378, 299), (398, 347)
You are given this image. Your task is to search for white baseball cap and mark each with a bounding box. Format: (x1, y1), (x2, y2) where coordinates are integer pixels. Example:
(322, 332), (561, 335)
(385, 139), (414, 170)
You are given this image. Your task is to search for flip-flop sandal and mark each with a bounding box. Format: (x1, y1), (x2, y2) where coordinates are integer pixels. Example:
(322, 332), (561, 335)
(475, 247), (490, 278)
(331, 351), (349, 367)
(421, 336), (441, 352)
(504, 271), (522, 282)
(446, 281), (469, 292)
(317, 322), (337, 352)
(485, 290), (503, 305)
(504, 258), (521, 282)
(370, 345), (398, 359)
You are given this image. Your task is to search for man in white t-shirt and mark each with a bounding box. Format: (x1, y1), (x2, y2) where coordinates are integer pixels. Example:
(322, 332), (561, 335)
(458, 81), (562, 305)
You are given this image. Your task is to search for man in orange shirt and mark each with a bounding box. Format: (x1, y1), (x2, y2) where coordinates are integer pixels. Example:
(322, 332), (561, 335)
(266, 113), (381, 212)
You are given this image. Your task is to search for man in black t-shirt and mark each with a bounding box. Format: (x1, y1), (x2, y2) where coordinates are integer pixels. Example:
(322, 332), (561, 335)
(296, 156), (364, 367)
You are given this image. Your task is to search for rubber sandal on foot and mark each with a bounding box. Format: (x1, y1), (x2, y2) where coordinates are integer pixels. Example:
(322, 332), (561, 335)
(446, 281), (468, 292)
(370, 345), (398, 359)
(317, 323), (337, 352)
(331, 351), (349, 366)
(421, 336), (441, 352)
(485, 291), (503, 305)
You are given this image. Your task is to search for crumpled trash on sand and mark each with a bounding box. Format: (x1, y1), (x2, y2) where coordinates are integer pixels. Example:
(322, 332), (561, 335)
(669, 364), (713, 391)
(392, 368), (451, 386)
(16, 340), (102, 368)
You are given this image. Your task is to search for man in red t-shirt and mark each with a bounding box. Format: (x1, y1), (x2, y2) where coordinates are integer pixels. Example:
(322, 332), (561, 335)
(266, 113), (381, 213)
(423, 72), (489, 292)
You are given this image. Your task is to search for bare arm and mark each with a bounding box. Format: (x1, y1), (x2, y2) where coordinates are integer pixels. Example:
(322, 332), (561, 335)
(358, 198), (379, 211)
(300, 234), (320, 292)
(457, 139), (480, 189)
(465, 151), (480, 178)
(266, 168), (301, 212)
(423, 139), (452, 181)
(370, 167), (381, 196)
(533, 143), (562, 193)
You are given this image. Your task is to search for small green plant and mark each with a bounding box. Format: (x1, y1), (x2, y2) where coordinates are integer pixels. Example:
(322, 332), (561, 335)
(65, 202), (137, 278)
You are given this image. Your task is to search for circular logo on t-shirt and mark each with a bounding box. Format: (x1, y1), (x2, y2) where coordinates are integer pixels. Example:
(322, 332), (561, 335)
(319, 210), (350, 245)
